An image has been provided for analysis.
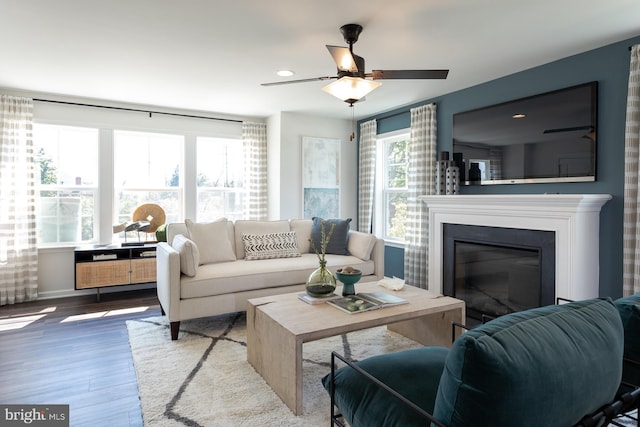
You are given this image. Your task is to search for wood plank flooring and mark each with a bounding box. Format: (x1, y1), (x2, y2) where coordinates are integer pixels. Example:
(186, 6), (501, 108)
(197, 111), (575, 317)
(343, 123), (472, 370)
(0, 289), (161, 427)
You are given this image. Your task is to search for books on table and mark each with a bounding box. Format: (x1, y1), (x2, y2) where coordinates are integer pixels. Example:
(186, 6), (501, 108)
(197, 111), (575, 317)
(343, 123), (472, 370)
(297, 293), (342, 305)
(327, 292), (408, 314)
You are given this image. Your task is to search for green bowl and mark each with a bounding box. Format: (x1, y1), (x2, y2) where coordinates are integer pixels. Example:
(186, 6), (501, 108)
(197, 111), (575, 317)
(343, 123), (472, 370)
(335, 269), (362, 286)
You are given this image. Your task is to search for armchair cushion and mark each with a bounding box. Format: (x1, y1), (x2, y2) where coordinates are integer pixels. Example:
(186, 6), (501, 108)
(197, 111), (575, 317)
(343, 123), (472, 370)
(434, 298), (624, 427)
(614, 293), (640, 388)
(321, 347), (448, 427)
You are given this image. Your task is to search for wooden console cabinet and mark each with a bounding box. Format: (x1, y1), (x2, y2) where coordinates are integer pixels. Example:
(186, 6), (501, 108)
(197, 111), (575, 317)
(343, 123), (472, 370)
(75, 244), (157, 301)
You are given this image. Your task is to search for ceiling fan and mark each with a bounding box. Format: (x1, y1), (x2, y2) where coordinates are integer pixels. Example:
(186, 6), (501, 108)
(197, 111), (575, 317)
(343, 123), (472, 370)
(261, 23), (449, 105)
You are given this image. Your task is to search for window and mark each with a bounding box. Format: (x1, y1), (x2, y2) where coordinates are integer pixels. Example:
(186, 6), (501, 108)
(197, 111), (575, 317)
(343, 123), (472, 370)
(196, 137), (244, 221)
(33, 124), (99, 245)
(114, 130), (184, 231)
(376, 130), (410, 243)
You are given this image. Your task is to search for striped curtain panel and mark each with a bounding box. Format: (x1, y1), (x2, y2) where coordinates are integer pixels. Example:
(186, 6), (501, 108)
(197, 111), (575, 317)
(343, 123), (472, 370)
(242, 122), (268, 220)
(0, 95), (38, 305)
(623, 45), (640, 296)
(358, 120), (377, 233)
(404, 104), (437, 289)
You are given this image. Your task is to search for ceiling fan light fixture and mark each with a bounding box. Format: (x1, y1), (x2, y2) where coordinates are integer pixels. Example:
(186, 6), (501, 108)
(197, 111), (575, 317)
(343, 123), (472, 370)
(322, 76), (381, 105)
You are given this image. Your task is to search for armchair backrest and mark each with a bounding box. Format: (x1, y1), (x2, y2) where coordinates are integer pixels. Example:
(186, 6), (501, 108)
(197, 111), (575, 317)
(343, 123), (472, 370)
(433, 298), (624, 427)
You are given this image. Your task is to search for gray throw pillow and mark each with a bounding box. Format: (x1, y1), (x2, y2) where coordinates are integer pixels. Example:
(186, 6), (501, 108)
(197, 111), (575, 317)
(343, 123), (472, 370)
(310, 217), (351, 255)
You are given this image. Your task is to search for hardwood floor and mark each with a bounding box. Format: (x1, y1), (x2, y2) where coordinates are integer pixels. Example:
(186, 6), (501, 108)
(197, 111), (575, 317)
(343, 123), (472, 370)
(0, 288), (161, 427)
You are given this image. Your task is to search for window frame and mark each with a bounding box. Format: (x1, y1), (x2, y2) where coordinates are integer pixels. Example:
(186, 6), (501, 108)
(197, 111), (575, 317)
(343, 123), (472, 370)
(33, 123), (100, 247)
(112, 130), (185, 241)
(374, 129), (410, 247)
(32, 106), (247, 249)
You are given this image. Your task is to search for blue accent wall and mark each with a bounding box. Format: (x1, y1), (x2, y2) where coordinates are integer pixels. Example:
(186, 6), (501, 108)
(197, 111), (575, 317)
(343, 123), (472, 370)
(367, 35), (640, 298)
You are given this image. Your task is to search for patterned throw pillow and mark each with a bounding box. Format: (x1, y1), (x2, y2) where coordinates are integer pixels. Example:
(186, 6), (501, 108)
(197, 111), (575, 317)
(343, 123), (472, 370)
(242, 232), (301, 260)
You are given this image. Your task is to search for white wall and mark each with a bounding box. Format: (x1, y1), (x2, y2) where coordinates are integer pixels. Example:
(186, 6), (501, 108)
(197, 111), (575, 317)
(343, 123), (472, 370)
(271, 112), (356, 224)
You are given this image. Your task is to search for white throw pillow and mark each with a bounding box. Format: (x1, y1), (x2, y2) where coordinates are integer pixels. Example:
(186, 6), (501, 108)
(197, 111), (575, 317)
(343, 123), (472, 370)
(242, 232), (302, 260)
(347, 231), (377, 261)
(172, 234), (200, 277)
(290, 219), (312, 253)
(185, 218), (236, 265)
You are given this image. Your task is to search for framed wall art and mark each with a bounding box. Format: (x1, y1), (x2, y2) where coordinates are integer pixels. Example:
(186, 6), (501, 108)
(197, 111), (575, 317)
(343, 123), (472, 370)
(301, 136), (340, 218)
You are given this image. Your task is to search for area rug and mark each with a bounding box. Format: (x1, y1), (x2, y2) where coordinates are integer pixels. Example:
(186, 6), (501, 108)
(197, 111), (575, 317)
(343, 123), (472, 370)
(126, 312), (423, 426)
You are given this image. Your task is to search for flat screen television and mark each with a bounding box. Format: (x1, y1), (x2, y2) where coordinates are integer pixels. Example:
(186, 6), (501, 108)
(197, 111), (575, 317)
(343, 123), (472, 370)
(452, 81), (597, 185)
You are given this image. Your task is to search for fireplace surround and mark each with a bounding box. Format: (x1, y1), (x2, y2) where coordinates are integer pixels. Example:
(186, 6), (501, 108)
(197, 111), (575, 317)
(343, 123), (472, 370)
(419, 194), (611, 302)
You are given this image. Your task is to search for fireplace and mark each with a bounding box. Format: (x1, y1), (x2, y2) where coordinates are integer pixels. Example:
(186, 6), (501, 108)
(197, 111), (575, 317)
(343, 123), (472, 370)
(419, 194), (611, 304)
(443, 224), (555, 321)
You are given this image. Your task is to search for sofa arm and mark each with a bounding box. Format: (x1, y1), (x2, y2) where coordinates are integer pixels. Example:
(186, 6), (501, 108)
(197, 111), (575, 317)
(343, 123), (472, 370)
(371, 237), (385, 280)
(156, 242), (181, 321)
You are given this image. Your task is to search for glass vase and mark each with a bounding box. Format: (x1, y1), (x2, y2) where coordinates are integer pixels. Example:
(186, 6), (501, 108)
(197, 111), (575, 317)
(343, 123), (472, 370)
(306, 261), (337, 297)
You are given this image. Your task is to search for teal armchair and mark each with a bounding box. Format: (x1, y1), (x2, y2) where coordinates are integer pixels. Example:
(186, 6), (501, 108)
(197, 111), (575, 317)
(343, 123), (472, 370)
(323, 298), (630, 427)
(613, 293), (640, 425)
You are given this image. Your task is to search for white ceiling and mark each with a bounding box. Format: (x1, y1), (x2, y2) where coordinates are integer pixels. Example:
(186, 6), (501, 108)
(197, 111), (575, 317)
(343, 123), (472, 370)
(1, 0), (639, 120)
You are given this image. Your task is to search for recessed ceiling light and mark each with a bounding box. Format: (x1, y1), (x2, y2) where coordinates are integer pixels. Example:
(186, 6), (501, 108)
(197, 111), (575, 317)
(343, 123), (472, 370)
(512, 113), (526, 119)
(277, 70), (295, 77)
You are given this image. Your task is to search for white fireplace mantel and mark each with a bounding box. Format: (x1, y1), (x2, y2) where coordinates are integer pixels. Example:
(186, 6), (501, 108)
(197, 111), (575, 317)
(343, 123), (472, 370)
(419, 194), (612, 301)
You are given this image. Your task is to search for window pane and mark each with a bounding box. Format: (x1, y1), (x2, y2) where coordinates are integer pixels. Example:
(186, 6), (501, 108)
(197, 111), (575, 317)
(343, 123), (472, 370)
(114, 131), (183, 228)
(116, 190), (181, 224)
(114, 131), (183, 188)
(196, 137), (244, 221)
(385, 192), (407, 240)
(197, 189), (245, 222)
(35, 125), (99, 186)
(34, 124), (98, 244)
(385, 139), (408, 189)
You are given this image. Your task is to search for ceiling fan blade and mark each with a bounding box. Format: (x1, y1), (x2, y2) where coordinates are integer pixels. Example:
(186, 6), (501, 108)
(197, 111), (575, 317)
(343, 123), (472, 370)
(326, 45), (358, 72)
(370, 69), (449, 80)
(261, 76), (336, 87)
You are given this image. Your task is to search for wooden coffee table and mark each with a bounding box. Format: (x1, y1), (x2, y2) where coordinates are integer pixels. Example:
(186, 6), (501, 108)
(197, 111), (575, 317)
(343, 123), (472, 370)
(246, 282), (465, 415)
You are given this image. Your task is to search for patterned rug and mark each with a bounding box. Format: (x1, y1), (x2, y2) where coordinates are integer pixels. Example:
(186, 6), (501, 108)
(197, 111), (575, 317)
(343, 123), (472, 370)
(126, 313), (422, 426)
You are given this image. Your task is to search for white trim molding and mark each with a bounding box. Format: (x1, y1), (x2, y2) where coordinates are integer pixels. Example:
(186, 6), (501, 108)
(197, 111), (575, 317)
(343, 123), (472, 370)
(419, 194), (612, 301)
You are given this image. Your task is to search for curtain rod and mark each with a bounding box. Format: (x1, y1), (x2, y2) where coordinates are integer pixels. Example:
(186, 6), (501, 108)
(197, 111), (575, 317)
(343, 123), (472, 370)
(373, 109), (408, 122)
(373, 102), (437, 122)
(32, 98), (243, 124)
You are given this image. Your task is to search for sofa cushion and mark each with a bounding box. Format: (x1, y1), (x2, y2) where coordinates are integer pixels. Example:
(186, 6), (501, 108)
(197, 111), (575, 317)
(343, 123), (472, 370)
(614, 293), (640, 388)
(179, 253), (374, 299)
(242, 232), (302, 260)
(311, 217), (351, 255)
(185, 218), (236, 265)
(172, 234), (200, 277)
(321, 347), (449, 427)
(347, 231), (377, 260)
(290, 219), (312, 253)
(433, 298), (624, 427)
(234, 220), (290, 259)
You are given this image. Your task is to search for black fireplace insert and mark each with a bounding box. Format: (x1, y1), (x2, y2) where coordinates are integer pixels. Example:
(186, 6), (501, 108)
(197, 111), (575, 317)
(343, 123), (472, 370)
(443, 224), (555, 323)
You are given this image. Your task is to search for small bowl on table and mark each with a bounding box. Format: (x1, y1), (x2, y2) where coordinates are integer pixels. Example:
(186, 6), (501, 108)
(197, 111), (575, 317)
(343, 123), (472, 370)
(336, 267), (362, 296)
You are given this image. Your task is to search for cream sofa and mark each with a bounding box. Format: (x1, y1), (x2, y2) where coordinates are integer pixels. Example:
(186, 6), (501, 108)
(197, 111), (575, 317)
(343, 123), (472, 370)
(156, 218), (384, 340)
